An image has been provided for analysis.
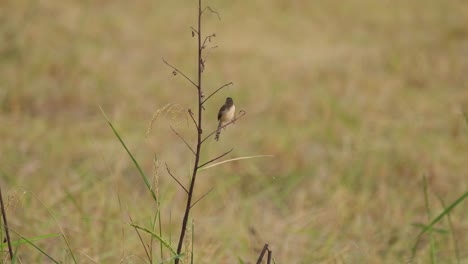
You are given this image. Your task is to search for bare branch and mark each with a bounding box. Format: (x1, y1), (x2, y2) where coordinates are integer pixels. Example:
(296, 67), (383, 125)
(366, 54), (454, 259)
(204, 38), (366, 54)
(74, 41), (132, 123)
(202, 82), (233, 105)
(256, 244), (269, 264)
(188, 109), (200, 132)
(198, 148), (233, 169)
(201, 6), (221, 20)
(162, 57), (198, 89)
(190, 187), (214, 209)
(165, 163), (189, 194)
(190, 27), (199, 35)
(267, 248), (272, 264)
(175, 1), (227, 262)
(201, 110), (246, 144)
(0, 186), (13, 260)
(202, 33), (216, 49)
(170, 126), (196, 156)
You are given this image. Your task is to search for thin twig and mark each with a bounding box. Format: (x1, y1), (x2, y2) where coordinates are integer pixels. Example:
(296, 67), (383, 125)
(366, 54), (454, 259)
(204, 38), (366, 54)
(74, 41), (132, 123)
(201, 82), (233, 105)
(256, 244), (269, 264)
(0, 186), (13, 260)
(190, 27), (199, 35)
(165, 163), (189, 194)
(202, 33), (216, 49)
(267, 248), (272, 264)
(162, 57), (198, 89)
(201, 110), (246, 144)
(170, 126), (196, 156)
(188, 109), (200, 132)
(190, 187), (214, 209)
(201, 6), (221, 20)
(128, 213), (152, 263)
(198, 148), (233, 169)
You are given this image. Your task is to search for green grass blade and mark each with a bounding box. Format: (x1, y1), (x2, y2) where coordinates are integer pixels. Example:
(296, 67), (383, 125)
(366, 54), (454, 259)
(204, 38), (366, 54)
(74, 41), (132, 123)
(149, 209), (160, 262)
(169, 211), (172, 260)
(412, 191), (468, 257)
(18, 192), (77, 263)
(129, 223), (177, 256)
(462, 111), (468, 127)
(11, 242), (20, 264)
(422, 176), (436, 264)
(100, 106), (158, 202)
(191, 219), (194, 264)
(3, 229), (61, 262)
(411, 223), (448, 234)
(61, 233), (77, 263)
(159, 211), (164, 262)
(9, 233), (61, 247)
(14, 234), (60, 264)
(437, 195), (461, 264)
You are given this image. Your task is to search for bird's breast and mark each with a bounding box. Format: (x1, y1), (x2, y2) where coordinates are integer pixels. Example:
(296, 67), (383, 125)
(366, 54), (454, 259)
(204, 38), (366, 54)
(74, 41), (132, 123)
(221, 105), (235, 122)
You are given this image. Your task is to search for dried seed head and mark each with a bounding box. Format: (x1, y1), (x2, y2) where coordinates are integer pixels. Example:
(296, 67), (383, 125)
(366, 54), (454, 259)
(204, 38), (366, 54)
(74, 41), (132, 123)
(146, 103), (188, 136)
(152, 155), (160, 202)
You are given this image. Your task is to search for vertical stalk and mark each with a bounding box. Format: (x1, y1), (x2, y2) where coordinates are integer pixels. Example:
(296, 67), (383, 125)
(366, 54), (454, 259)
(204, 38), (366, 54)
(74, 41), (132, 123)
(175, 0), (202, 262)
(0, 186), (13, 260)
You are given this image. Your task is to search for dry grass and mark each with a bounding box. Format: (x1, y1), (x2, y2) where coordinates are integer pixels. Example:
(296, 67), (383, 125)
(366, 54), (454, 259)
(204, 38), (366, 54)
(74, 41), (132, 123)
(1, 0), (468, 263)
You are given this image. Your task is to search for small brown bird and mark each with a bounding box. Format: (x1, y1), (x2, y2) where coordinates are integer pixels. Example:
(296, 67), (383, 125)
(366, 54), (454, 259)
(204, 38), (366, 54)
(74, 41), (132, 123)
(215, 97), (235, 141)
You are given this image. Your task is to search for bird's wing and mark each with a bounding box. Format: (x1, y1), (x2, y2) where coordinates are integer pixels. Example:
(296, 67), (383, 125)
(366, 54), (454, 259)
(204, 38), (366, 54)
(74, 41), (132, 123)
(217, 105), (226, 121)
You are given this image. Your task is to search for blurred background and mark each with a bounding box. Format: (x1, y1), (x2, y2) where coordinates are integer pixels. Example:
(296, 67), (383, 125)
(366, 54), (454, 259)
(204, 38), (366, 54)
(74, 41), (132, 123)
(1, 0), (467, 263)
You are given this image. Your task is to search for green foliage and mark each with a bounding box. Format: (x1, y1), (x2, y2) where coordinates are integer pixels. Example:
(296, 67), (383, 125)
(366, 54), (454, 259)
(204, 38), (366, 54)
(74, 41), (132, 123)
(411, 178), (467, 262)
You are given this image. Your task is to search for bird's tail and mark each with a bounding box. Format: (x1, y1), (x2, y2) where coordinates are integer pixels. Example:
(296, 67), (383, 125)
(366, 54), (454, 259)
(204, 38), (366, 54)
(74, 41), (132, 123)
(215, 121), (222, 141)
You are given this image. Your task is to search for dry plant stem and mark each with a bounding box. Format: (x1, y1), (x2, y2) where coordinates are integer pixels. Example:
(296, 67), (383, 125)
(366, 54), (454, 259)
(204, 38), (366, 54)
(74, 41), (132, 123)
(198, 148), (233, 168)
(0, 186), (13, 260)
(165, 163), (189, 194)
(190, 187), (214, 209)
(202, 33), (216, 49)
(170, 126), (196, 156)
(190, 27), (199, 34)
(188, 109), (200, 132)
(201, 82), (233, 104)
(256, 244), (269, 264)
(162, 58), (198, 89)
(171, 2), (242, 262)
(201, 6), (221, 20)
(256, 243), (272, 264)
(174, 0), (203, 262)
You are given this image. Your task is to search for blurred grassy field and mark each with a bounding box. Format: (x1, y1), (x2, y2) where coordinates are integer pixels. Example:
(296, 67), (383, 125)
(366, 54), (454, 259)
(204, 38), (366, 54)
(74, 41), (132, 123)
(1, 0), (468, 263)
